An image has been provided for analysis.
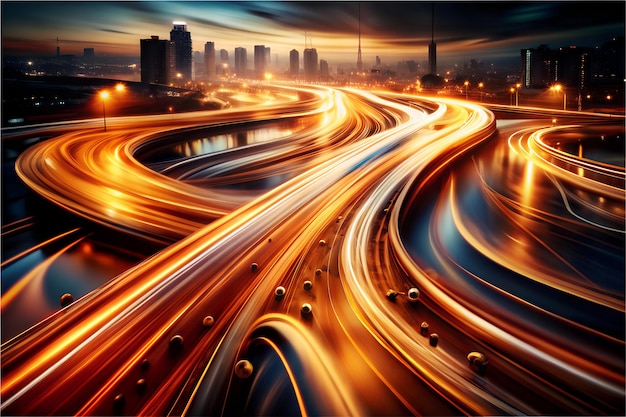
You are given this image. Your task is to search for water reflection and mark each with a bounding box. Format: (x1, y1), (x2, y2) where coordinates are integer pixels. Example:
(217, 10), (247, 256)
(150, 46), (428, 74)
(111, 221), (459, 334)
(399, 120), (624, 414)
(144, 120), (309, 163)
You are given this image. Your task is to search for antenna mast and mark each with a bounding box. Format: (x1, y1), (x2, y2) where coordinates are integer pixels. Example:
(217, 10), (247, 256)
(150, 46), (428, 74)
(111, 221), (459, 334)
(431, 3), (435, 43)
(357, 3), (363, 71)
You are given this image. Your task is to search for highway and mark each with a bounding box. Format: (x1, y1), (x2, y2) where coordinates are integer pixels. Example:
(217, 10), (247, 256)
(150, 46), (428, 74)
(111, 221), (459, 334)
(1, 85), (623, 416)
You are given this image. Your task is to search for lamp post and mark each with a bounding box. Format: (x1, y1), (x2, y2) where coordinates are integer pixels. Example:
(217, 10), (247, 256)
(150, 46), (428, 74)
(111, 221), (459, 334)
(478, 82), (484, 102)
(100, 91), (109, 131)
(515, 83), (520, 106)
(464, 81), (469, 100)
(551, 84), (566, 110)
(510, 87), (515, 106)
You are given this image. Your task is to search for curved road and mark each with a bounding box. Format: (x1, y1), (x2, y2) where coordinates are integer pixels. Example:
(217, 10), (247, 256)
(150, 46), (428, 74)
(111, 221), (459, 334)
(2, 85), (623, 416)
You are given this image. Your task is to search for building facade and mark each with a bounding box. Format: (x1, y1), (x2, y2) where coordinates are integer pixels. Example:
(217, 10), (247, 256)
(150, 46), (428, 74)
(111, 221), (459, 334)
(204, 42), (216, 81)
(170, 21), (192, 81)
(289, 49), (299, 78)
(140, 36), (175, 85)
(520, 44), (552, 89)
(303, 48), (318, 81)
(320, 59), (329, 81)
(235, 47), (247, 78)
(254, 45), (266, 79)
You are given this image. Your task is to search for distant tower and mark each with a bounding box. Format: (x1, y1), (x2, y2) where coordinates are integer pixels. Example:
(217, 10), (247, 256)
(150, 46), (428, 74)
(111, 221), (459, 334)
(265, 47), (271, 68)
(289, 49), (300, 78)
(304, 47), (318, 81)
(170, 21), (192, 81)
(56, 37), (60, 57)
(220, 49), (229, 65)
(428, 3), (436, 75)
(254, 45), (266, 79)
(234, 47), (247, 77)
(140, 36), (176, 85)
(204, 42), (216, 81)
(357, 3), (363, 71)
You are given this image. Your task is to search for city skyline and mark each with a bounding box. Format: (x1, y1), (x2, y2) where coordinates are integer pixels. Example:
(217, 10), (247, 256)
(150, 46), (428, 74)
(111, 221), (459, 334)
(2, 1), (624, 67)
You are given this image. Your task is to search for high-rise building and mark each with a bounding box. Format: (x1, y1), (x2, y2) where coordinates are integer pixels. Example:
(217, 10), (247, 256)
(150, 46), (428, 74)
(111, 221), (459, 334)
(595, 37), (625, 81)
(84, 47), (95, 64)
(289, 49), (299, 78)
(235, 47), (247, 77)
(218, 49), (230, 77)
(520, 44), (552, 88)
(204, 42), (216, 81)
(170, 21), (192, 81)
(428, 3), (436, 75)
(254, 45), (266, 79)
(320, 59), (329, 80)
(140, 35), (175, 85)
(220, 49), (229, 65)
(193, 51), (203, 79)
(303, 48), (318, 81)
(265, 47), (271, 69)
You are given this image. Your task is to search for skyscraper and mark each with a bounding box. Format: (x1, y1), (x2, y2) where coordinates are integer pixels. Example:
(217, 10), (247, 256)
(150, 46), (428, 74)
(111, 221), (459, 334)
(428, 3), (436, 75)
(357, 3), (363, 71)
(170, 21), (192, 81)
(320, 59), (329, 80)
(265, 47), (271, 69)
(289, 49), (300, 78)
(140, 35), (175, 85)
(204, 42), (216, 81)
(304, 48), (318, 81)
(254, 45), (266, 79)
(520, 44), (552, 88)
(235, 47), (247, 77)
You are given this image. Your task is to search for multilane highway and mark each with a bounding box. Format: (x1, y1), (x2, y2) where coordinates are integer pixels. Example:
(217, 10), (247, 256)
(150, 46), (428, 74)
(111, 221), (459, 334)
(1, 85), (623, 416)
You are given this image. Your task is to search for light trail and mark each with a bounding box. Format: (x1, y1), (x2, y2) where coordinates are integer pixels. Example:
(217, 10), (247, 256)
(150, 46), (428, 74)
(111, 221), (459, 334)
(2, 85), (623, 416)
(389, 113), (625, 414)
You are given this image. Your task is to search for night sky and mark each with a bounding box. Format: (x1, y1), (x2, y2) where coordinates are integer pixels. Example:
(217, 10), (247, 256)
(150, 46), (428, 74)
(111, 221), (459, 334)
(2, 1), (624, 66)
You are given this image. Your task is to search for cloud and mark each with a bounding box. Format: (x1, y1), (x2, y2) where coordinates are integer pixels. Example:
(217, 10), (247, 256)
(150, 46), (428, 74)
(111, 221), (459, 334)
(100, 28), (134, 35)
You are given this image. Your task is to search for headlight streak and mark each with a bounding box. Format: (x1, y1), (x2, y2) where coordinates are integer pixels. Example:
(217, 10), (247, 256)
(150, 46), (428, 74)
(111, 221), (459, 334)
(389, 112), (624, 414)
(340, 97), (524, 415)
(5, 85), (423, 415)
(3, 84), (623, 416)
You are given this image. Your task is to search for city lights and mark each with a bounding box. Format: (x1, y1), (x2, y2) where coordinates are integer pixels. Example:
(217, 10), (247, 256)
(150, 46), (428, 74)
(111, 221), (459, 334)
(1, 2), (624, 416)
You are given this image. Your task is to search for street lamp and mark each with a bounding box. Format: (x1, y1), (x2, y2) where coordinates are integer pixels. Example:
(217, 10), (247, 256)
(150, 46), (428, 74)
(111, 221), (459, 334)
(100, 91), (109, 131)
(478, 82), (484, 102)
(510, 87), (515, 106)
(464, 81), (469, 100)
(515, 83), (520, 106)
(551, 84), (566, 110)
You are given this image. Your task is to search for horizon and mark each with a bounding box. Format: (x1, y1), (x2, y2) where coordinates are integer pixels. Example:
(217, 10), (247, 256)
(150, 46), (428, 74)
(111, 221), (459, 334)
(2, 1), (624, 69)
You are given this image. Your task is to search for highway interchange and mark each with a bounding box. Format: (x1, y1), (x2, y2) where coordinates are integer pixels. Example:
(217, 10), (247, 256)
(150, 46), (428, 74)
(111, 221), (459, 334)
(2, 84), (624, 415)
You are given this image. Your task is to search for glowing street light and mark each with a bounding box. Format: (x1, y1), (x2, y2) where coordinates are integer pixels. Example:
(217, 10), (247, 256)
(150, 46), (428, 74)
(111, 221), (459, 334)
(100, 90), (109, 131)
(510, 83), (520, 106)
(464, 81), (469, 100)
(550, 84), (566, 110)
(478, 82), (484, 102)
